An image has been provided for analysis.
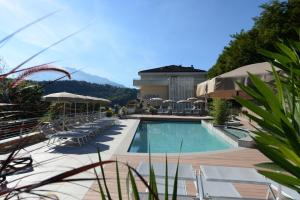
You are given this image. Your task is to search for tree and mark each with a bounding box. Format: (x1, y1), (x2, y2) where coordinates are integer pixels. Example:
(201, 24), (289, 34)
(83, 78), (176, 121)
(208, 0), (300, 78)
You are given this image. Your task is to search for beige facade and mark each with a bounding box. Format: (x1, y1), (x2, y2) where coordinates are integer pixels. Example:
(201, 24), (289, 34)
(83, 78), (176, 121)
(133, 65), (207, 101)
(140, 85), (169, 100)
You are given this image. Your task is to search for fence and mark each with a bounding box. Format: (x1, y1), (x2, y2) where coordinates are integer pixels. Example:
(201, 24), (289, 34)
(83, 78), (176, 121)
(0, 118), (39, 140)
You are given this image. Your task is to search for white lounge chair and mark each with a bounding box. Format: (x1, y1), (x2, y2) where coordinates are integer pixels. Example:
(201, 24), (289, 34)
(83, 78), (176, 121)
(137, 177), (190, 199)
(267, 178), (300, 200)
(136, 162), (196, 180)
(197, 175), (243, 200)
(199, 165), (299, 200)
(133, 162), (197, 200)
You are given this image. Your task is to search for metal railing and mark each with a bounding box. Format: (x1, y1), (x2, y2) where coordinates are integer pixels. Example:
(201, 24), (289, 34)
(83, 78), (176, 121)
(0, 118), (39, 140)
(0, 111), (108, 141)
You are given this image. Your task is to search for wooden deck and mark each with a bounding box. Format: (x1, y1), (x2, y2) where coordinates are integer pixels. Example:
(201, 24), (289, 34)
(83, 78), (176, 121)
(84, 148), (271, 200)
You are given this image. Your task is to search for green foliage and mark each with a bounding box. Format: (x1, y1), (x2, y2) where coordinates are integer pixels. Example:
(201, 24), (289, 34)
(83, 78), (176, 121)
(235, 30), (300, 192)
(208, 0), (300, 78)
(0, 81), (49, 120)
(211, 99), (229, 125)
(149, 106), (157, 115)
(38, 80), (137, 106)
(106, 109), (113, 117)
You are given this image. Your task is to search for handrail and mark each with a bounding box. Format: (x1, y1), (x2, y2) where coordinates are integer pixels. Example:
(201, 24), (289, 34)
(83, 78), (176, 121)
(0, 111), (107, 140)
(0, 118), (39, 140)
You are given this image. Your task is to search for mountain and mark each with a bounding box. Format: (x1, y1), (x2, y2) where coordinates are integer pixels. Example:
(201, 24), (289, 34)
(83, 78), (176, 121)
(38, 80), (137, 106)
(29, 67), (124, 87)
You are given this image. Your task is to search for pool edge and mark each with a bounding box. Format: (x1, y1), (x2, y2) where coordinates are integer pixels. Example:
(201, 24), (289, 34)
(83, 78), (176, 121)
(114, 119), (247, 156)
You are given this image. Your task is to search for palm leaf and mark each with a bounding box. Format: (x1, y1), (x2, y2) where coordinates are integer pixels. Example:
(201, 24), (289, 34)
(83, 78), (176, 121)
(97, 148), (112, 200)
(93, 168), (106, 199)
(128, 167), (140, 200)
(10, 65), (71, 88)
(0, 11), (58, 46)
(116, 159), (122, 200)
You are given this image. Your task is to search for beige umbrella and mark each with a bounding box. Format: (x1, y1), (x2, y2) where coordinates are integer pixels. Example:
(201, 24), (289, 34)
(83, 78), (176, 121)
(177, 100), (190, 104)
(163, 99), (175, 110)
(42, 92), (86, 103)
(163, 99), (175, 103)
(194, 100), (205, 104)
(150, 97), (163, 108)
(196, 62), (279, 99)
(150, 97), (163, 101)
(187, 97), (198, 102)
(0, 103), (16, 106)
(43, 92), (89, 130)
(84, 96), (111, 115)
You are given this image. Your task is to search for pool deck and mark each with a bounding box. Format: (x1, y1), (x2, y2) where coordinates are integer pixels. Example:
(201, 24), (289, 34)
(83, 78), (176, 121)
(84, 116), (271, 200)
(84, 149), (270, 200)
(1, 116), (271, 199)
(0, 119), (139, 200)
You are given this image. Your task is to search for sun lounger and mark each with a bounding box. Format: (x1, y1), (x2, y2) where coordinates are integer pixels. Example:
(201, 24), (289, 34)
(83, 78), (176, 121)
(137, 177), (188, 198)
(139, 194), (193, 200)
(267, 178), (300, 200)
(155, 177), (187, 195)
(134, 162), (196, 200)
(197, 175), (242, 200)
(50, 130), (90, 146)
(70, 125), (98, 137)
(200, 165), (269, 185)
(200, 165), (277, 199)
(136, 162), (196, 180)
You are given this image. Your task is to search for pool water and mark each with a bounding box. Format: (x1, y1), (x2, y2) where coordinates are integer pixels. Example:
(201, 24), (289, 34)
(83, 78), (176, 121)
(128, 121), (233, 153)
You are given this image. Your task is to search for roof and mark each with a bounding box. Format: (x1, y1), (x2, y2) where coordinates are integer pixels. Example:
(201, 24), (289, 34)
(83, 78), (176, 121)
(139, 65), (206, 73)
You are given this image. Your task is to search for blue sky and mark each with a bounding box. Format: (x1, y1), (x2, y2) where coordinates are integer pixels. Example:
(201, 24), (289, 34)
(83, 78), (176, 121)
(0, 0), (269, 87)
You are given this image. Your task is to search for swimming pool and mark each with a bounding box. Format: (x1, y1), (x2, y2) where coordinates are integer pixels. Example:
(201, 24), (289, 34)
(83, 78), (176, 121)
(128, 121), (233, 153)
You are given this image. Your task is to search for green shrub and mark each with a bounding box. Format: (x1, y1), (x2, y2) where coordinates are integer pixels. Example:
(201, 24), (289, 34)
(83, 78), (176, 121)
(148, 106), (157, 115)
(106, 109), (113, 117)
(211, 99), (229, 125)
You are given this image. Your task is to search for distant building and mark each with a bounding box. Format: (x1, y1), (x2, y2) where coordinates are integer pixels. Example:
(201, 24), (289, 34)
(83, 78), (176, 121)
(133, 65), (207, 102)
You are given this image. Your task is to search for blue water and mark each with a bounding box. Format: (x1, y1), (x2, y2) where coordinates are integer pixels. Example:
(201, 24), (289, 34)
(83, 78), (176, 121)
(128, 121), (233, 153)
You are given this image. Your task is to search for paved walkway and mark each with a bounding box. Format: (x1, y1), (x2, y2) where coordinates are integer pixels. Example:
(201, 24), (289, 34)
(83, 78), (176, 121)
(1, 119), (138, 200)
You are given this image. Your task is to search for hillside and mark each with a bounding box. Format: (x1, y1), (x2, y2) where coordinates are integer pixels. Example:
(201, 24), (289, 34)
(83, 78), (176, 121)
(29, 67), (124, 87)
(38, 80), (137, 106)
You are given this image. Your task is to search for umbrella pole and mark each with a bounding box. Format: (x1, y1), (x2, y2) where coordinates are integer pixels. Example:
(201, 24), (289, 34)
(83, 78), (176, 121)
(63, 102), (66, 130)
(75, 102), (77, 117)
(86, 103), (88, 116)
(205, 94), (208, 112)
(99, 104), (101, 118)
